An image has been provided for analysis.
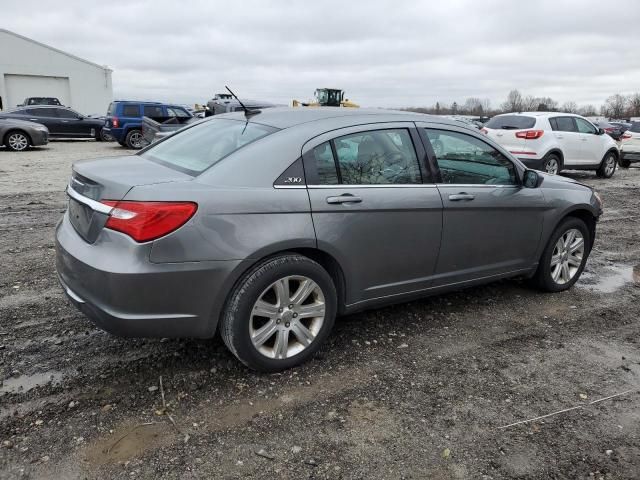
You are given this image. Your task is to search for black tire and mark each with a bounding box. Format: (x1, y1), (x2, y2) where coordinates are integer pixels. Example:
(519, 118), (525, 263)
(118, 141), (127, 147)
(220, 253), (337, 372)
(4, 130), (30, 151)
(618, 157), (631, 168)
(124, 129), (146, 149)
(596, 152), (617, 178)
(531, 217), (591, 292)
(542, 153), (561, 175)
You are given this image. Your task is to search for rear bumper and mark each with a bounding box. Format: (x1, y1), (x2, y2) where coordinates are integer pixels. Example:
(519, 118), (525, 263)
(621, 151), (640, 163)
(102, 127), (125, 142)
(55, 212), (240, 338)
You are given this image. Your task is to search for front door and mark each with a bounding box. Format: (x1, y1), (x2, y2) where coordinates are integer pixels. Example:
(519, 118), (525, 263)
(303, 123), (443, 305)
(575, 117), (603, 164)
(549, 116), (583, 165)
(417, 124), (546, 286)
(55, 108), (92, 137)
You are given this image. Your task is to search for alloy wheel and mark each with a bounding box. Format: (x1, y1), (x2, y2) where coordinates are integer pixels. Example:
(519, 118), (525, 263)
(8, 133), (28, 151)
(550, 228), (584, 284)
(545, 158), (559, 175)
(604, 155), (616, 177)
(250, 275), (326, 359)
(129, 131), (145, 149)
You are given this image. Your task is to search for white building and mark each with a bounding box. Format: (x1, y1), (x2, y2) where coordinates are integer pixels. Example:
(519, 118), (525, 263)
(0, 29), (112, 115)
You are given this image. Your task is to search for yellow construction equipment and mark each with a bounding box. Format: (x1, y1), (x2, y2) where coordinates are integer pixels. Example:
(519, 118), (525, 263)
(293, 88), (359, 108)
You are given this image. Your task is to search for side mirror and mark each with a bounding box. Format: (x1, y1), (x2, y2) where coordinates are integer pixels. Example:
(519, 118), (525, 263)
(77, 115), (84, 120)
(523, 169), (542, 188)
(597, 127), (605, 135)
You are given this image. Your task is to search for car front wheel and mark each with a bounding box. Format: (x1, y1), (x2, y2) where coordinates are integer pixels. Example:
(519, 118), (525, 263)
(220, 254), (337, 371)
(532, 217), (590, 292)
(597, 152), (617, 178)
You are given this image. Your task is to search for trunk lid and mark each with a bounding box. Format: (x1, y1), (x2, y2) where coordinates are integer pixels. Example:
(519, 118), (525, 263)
(67, 155), (192, 243)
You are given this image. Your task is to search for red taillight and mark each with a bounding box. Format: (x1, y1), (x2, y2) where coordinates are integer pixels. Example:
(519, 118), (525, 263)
(112, 116), (119, 128)
(102, 201), (197, 242)
(515, 130), (544, 140)
(621, 133), (632, 140)
(604, 127), (614, 133)
(481, 127), (488, 134)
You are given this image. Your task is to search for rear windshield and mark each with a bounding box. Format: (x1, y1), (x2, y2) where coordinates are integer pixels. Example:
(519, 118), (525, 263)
(141, 118), (278, 175)
(485, 115), (536, 130)
(630, 122), (640, 133)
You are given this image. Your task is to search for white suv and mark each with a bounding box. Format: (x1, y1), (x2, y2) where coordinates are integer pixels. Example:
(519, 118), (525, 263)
(619, 122), (640, 168)
(482, 112), (619, 177)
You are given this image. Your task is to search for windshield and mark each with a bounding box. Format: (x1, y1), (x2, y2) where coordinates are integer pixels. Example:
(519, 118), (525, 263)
(485, 115), (536, 130)
(315, 89), (328, 104)
(141, 119), (278, 175)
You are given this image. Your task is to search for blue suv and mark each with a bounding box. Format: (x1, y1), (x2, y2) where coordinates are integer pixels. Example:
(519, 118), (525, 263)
(103, 101), (192, 149)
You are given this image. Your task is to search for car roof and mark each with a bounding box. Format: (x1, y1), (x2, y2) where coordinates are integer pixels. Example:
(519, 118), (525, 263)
(212, 107), (461, 130)
(112, 100), (163, 105)
(496, 111), (582, 118)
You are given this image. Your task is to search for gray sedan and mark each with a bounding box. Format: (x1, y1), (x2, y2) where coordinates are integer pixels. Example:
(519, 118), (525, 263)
(55, 108), (602, 371)
(1, 117), (49, 151)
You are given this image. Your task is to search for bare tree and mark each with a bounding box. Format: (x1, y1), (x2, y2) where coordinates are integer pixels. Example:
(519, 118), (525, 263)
(521, 95), (538, 111)
(480, 98), (491, 115)
(578, 104), (597, 116)
(627, 93), (640, 117)
(501, 90), (523, 112)
(561, 101), (578, 113)
(463, 97), (484, 115)
(602, 94), (628, 119)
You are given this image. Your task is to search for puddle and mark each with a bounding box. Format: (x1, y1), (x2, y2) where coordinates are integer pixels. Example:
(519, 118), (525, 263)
(580, 264), (640, 293)
(0, 371), (64, 395)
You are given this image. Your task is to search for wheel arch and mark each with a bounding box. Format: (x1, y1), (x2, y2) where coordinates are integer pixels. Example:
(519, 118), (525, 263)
(544, 148), (564, 167)
(3, 128), (32, 146)
(211, 246), (348, 337)
(558, 207), (597, 253)
(601, 147), (619, 163)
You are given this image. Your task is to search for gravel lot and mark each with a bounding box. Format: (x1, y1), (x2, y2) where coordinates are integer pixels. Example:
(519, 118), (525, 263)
(1, 141), (639, 479)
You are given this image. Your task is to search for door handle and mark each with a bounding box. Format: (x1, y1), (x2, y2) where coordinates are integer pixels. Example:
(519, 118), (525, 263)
(62, 120), (69, 123)
(29, 118), (38, 121)
(581, 138), (588, 141)
(448, 193), (475, 201)
(555, 135), (564, 139)
(326, 194), (362, 204)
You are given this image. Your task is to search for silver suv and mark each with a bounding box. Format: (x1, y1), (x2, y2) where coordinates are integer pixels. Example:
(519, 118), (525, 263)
(56, 108), (602, 371)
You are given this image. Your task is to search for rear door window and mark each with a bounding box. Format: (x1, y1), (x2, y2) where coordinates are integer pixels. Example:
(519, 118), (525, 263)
(308, 129), (422, 185)
(122, 104), (141, 117)
(485, 115), (536, 130)
(143, 105), (164, 117)
(551, 117), (577, 132)
(56, 108), (78, 119)
(424, 128), (516, 185)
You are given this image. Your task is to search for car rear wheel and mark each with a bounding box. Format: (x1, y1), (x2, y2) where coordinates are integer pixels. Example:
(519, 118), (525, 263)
(532, 217), (590, 292)
(543, 154), (561, 175)
(125, 129), (147, 149)
(220, 254), (337, 372)
(5, 131), (30, 151)
(597, 152), (617, 178)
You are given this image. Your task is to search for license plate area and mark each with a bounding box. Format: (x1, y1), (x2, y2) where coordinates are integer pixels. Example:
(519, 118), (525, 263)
(68, 197), (108, 243)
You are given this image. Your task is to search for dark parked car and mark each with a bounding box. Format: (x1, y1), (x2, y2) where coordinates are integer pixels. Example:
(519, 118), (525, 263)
(594, 121), (627, 141)
(56, 108), (602, 371)
(19, 97), (62, 106)
(0, 106), (106, 140)
(0, 117), (49, 151)
(103, 101), (193, 149)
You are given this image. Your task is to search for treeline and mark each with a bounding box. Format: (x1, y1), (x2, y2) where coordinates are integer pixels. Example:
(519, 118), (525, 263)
(404, 89), (640, 119)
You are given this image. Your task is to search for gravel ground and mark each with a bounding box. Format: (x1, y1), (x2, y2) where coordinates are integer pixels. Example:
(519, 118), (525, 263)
(0, 141), (639, 479)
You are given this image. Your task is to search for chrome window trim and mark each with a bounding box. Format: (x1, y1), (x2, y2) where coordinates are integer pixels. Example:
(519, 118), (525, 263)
(66, 185), (113, 214)
(273, 185), (307, 189)
(306, 184), (437, 189)
(434, 184), (519, 188)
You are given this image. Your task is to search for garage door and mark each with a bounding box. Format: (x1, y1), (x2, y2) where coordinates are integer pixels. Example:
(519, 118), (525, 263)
(4, 74), (71, 108)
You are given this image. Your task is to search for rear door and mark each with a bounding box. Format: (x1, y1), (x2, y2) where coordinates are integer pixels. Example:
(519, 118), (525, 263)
(549, 116), (582, 165)
(417, 123), (546, 285)
(303, 123), (443, 305)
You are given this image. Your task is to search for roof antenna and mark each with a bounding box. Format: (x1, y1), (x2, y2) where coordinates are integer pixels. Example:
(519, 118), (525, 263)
(225, 85), (260, 118)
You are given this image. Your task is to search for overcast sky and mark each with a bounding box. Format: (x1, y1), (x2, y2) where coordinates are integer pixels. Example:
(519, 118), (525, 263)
(3, 0), (640, 109)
